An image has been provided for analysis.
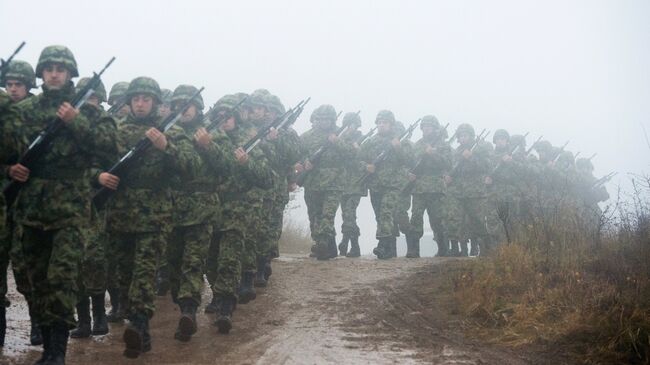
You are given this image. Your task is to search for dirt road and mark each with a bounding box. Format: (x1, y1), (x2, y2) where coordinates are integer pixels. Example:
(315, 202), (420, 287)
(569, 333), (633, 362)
(1, 255), (531, 364)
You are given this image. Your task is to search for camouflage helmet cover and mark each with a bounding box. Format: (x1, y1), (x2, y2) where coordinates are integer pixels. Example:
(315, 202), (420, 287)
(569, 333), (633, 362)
(342, 111), (361, 127)
(248, 89), (268, 109)
(35, 45), (79, 78)
(455, 123), (475, 138)
(576, 158), (594, 171)
(160, 88), (173, 104)
(264, 94), (285, 115)
(420, 115), (440, 128)
(125, 76), (162, 103)
(534, 140), (553, 152)
(493, 129), (510, 143)
(76, 77), (107, 103)
(310, 104), (337, 123)
(2, 60), (36, 89)
(375, 110), (396, 125)
(108, 81), (129, 105)
(171, 84), (204, 110)
(509, 134), (526, 149)
(210, 93), (241, 122)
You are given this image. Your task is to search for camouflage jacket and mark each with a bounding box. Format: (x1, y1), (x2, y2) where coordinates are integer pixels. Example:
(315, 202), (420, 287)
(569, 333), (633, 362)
(265, 127), (302, 203)
(410, 135), (451, 194)
(300, 126), (355, 192)
(448, 140), (493, 199)
(489, 145), (525, 199)
(0, 91), (23, 231)
(170, 117), (224, 227)
(358, 131), (414, 191)
(340, 129), (367, 196)
(79, 103), (119, 190)
(106, 110), (199, 233)
(11, 82), (112, 230)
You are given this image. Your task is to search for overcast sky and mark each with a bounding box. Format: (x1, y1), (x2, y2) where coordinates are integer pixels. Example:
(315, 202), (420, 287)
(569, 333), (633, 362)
(2, 0), (649, 253)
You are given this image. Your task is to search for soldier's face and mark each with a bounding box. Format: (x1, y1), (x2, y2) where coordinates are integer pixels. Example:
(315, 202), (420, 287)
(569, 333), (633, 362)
(221, 116), (236, 131)
(5, 79), (28, 102)
(87, 95), (100, 107)
(495, 138), (508, 148)
(180, 104), (198, 123)
(131, 94), (155, 118)
(266, 110), (277, 122)
(422, 125), (434, 137)
(117, 104), (131, 118)
(251, 106), (266, 121)
(458, 133), (473, 145)
(42, 63), (70, 90)
(377, 120), (392, 135)
(158, 103), (171, 118)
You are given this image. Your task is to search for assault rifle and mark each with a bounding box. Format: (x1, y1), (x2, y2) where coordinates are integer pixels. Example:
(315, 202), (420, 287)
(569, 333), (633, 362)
(280, 97), (311, 130)
(0, 41), (26, 81)
(448, 129), (489, 177)
(356, 118), (422, 186)
(107, 98), (127, 117)
(4, 57), (116, 207)
(551, 140), (570, 164)
(401, 123), (451, 194)
(357, 126), (377, 146)
(587, 153), (597, 161)
(243, 98), (309, 153)
(204, 96), (249, 133)
(490, 132), (530, 175)
(592, 172), (616, 188)
(92, 86), (204, 209)
(295, 111), (361, 186)
(525, 135), (544, 157)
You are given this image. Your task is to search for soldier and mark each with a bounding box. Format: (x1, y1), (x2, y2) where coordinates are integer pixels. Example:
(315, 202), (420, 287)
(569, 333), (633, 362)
(337, 112), (365, 258)
(7, 45), (115, 364)
(576, 157), (609, 244)
(297, 105), (354, 260)
(101, 76), (199, 358)
(444, 123), (494, 256)
(486, 129), (516, 245)
(158, 88), (173, 119)
(195, 93), (274, 334)
(392, 121), (415, 258)
(70, 77), (118, 339)
(107, 81), (130, 120)
(406, 115), (452, 257)
(0, 60), (36, 346)
(358, 110), (413, 259)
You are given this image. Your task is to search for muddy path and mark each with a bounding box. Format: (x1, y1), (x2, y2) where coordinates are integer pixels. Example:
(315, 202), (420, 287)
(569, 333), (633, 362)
(1, 255), (532, 364)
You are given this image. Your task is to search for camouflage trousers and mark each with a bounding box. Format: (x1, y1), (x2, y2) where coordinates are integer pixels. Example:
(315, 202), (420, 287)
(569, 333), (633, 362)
(207, 228), (243, 299)
(369, 188), (400, 239)
(250, 196), (277, 264)
(11, 225), (83, 328)
(394, 192), (413, 237)
(340, 194), (361, 237)
(167, 223), (212, 305)
(445, 195), (490, 242)
(240, 197), (266, 272)
(77, 221), (108, 298)
(410, 192), (447, 243)
(267, 192), (289, 258)
(0, 220), (11, 307)
(109, 230), (167, 318)
(304, 189), (340, 244)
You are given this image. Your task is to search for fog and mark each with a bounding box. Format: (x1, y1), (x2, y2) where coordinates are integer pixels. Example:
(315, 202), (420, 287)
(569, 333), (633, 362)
(2, 0), (649, 254)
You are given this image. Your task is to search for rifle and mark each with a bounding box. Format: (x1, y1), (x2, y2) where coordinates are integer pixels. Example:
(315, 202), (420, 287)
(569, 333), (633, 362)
(551, 140), (570, 164)
(107, 98), (127, 117)
(448, 129), (489, 177)
(401, 123), (451, 194)
(3, 57), (116, 207)
(204, 96), (249, 133)
(490, 132), (530, 175)
(356, 118), (422, 186)
(243, 99), (309, 153)
(295, 111), (361, 186)
(592, 172), (616, 188)
(357, 126), (377, 146)
(574, 151), (581, 160)
(0, 41), (26, 80)
(525, 135), (543, 157)
(587, 153), (597, 161)
(280, 97), (311, 130)
(92, 86), (204, 209)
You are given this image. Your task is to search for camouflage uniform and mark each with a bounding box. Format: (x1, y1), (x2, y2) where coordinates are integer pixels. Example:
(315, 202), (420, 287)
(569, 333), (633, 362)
(392, 121), (415, 257)
(107, 81), (130, 121)
(358, 110), (413, 259)
(407, 116), (452, 257)
(300, 105), (355, 260)
(445, 123), (494, 256)
(576, 158), (609, 244)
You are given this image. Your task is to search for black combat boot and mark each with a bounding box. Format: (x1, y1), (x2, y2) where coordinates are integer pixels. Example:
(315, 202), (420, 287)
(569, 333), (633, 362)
(337, 234), (349, 256)
(204, 295), (218, 314)
(389, 236), (398, 258)
(30, 319), (43, 346)
(155, 267), (169, 297)
(346, 236), (361, 258)
(254, 256), (268, 288)
(47, 321), (69, 365)
(405, 236), (420, 258)
(460, 239), (469, 257)
(123, 312), (149, 358)
(70, 297), (91, 338)
(215, 296), (235, 334)
(373, 238), (391, 260)
(33, 325), (51, 365)
(436, 238), (448, 257)
(106, 288), (121, 323)
(175, 299), (198, 342)
(264, 258), (272, 281)
(448, 240), (460, 256)
(313, 241), (330, 261)
(328, 236), (338, 259)
(91, 294), (109, 335)
(0, 305), (5, 347)
(237, 271), (257, 304)
(469, 238), (479, 256)
(112, 295), (129, 323)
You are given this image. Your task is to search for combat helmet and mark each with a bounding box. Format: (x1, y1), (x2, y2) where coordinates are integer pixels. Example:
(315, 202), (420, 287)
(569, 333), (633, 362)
(455, 123), (475, 138)
(2, 60), (36, 89)
(342, 112), (361, 127)
(125, 76), (162, 103)
(310, 104), (337, 123)
(35, 45), (78, 78)
(171, 84), (204, 110)
(76, 77), (107, 103)
(108, 81), (129, 105)
(493, 129), (510, 143)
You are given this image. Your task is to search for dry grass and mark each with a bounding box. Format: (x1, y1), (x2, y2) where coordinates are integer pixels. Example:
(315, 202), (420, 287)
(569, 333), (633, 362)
(453, 178), (650, 364)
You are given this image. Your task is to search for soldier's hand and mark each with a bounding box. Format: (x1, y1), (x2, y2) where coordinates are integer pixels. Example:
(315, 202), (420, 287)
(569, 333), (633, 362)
(408, 173), (417, 181)
(146, 128), (168, 150)
(391, 138), (401, 148)
(266, 127), (279, 141)
(304, 160), (314, 171)
(328, 134), (338, 143)
(57, 102), (79, 124)
(366, 164), (376, 173)
(502, 154), (513, 162)
(234, 147), (249, 164)
(288, 182), (298, 192)
(294, 163), (305, 173)
(462, 149), (472, 159)
(484, 176), (493, 185)
(9, 163), (30, 182)
(194, 127), (212, 149)
(425, 145), (435, 155)
(99, 172), (120, 190)
(444, 175), (452, 185)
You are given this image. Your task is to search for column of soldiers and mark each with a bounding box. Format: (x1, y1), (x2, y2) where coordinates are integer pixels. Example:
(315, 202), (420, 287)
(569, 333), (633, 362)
(0, 44), (611, 364)
(0, 45), (305, 364)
